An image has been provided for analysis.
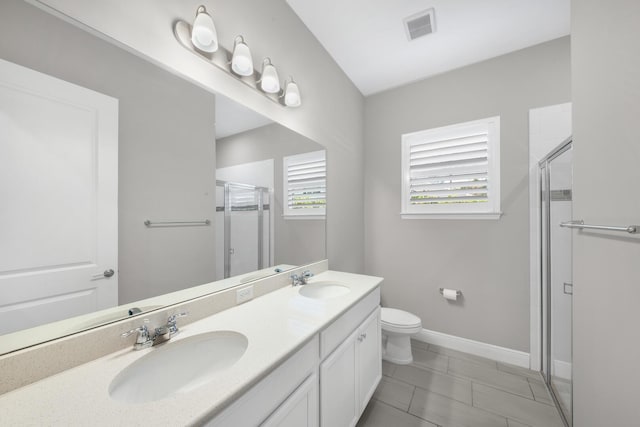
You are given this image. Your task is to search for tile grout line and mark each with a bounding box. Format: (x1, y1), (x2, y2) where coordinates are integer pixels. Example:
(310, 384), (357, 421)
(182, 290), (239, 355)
(403, 384), (443, 427)
(403, 344), (562, 427)
(389, 366), (474, 407)
(470, 381), (474, 407)
(407, 384), (417, 414)
(416, 380), (516, 427)
(442, 362), (538, 401)
(526, 379), (536, 403)
(526, 377), (556, 407)
(470, 382), (536, 427)
(473, 382), (565, 426)
(472, 379), (553, 405)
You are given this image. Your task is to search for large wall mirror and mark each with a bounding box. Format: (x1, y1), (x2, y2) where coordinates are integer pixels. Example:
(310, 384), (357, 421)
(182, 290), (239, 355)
(0, 0), (326, 355)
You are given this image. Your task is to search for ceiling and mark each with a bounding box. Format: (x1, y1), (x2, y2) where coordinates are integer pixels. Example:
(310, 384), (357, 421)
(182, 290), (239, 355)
(286, 0), (570, 95)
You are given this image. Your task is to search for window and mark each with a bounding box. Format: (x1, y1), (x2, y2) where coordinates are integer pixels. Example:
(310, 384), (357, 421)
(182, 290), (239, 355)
(283, 150), (326, 218)
(401, 116), (501, 219)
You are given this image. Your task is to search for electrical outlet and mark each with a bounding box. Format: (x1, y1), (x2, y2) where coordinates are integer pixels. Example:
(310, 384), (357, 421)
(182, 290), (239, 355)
(236, 285), (254, 304)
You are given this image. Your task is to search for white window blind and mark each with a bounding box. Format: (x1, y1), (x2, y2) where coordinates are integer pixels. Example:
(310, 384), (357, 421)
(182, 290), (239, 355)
(283, 150), (326, 217)
(401, 117), (501, 219)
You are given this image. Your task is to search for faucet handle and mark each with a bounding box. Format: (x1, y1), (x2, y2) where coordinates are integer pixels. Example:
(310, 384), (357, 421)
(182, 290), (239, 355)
(166, 312), (188, 336)
(121, 320), (153, 350)
(167, 312), (188, 325)
(301, 270), (313, 278)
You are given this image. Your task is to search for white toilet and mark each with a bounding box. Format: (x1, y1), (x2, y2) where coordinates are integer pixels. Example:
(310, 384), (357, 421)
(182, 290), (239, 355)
(381, 307), (422, 364)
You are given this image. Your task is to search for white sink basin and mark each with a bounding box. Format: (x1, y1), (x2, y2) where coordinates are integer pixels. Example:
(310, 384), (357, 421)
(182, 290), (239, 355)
(299, 281), (350, 299)
(109, 331), (248, 403)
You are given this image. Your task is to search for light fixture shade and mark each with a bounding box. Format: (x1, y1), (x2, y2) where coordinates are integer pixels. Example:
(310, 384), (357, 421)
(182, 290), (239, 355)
(191, 6), (218, 52)
(231, 36), (254, 77)
(284, 80), (301, 107)
(260, 58), (280, 94)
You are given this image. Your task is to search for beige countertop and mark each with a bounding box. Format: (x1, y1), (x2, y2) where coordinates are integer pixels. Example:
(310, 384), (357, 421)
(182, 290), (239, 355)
(0, 270), (382, 426)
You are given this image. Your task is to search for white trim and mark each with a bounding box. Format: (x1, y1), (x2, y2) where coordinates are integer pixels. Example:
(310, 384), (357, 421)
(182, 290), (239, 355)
(400, 116), (501, 218)
(282, 150), (326, 217)
(528, 103), (572, 372)
(414, 328), (530, 368)
(401, 212), (502, 220)
(553, 359), (572, 381)
(282, 215), (325, 220)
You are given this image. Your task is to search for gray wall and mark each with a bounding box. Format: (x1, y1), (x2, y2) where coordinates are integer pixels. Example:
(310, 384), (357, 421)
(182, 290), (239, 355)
(572, 1), (640, 425)
(0, 0), (217, 304)
(216, 124), (326, 266)
(364, 37), (571, 352)
(34, 0), (366, 275)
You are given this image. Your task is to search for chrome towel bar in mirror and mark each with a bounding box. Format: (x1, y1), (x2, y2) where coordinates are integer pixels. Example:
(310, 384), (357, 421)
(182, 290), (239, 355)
(144, 220), (211, 227)
(559, 220), (638, 234)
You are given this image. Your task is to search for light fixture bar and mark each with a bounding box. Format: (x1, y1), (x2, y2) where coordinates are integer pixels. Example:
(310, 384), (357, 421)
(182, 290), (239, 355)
(173, 16), (301, 108)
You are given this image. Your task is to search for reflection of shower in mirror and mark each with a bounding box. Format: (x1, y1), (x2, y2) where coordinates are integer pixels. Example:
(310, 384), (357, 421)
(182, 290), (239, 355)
(215, 179), (273, 279)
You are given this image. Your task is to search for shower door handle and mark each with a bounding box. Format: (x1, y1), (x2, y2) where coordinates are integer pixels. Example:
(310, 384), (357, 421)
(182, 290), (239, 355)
(563, 282), (573, 295)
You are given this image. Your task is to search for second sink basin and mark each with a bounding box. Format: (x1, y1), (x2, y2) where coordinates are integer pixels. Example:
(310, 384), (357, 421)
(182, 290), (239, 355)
(299, 281), (350, 299)
(109, 330), (248, 404)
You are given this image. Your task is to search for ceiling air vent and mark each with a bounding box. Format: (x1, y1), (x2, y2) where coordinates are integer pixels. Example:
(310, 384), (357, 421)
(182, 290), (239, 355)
(403, 8), (436, 41)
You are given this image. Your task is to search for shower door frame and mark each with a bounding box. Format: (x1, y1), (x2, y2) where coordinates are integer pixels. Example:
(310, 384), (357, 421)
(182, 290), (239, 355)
(538, 137), (572, 427)
(217, 180), (272, 279)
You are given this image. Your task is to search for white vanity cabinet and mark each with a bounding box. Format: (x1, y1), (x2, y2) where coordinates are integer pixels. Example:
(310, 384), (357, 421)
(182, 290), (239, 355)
(205, 285), (381, 427)
(205, 337), (319, 427)
(261, 373), (318, 427)
(319, 307), (381, 427)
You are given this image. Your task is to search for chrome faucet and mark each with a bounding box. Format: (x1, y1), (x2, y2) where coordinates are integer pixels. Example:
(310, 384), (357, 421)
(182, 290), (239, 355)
(291, 270), (314, 286)
(154, 312), (188, 344)
(121, 312), (188, 350)
(121, 321), (153, 350)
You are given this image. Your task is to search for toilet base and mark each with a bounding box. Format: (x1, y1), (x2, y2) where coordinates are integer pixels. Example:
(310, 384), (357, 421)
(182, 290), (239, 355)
(382, 333), (414, 365)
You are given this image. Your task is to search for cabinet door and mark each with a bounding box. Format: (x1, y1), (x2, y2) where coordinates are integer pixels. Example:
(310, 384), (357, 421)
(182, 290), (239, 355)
(262, 373), (318, 427)
(357, 308), (382, 413)
(320, 329), (359, 427)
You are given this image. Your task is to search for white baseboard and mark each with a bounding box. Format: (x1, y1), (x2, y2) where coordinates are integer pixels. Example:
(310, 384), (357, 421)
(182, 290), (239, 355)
(414, 328), (531, 368)
(553, 359), (572, 380)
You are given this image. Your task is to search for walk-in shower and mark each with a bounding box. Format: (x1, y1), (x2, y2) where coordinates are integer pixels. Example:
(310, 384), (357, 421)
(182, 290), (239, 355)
(539, 137), (573, 426)
(215, 181), (272, 280)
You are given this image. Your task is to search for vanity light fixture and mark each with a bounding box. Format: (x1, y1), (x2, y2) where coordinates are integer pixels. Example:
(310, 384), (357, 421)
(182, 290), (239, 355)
(174, 7), (302, 108)
(259, 58), (280, 94)
(191, 5), (218, 52)
(230, 36), (254, 77)
(283, 77), (301, 107)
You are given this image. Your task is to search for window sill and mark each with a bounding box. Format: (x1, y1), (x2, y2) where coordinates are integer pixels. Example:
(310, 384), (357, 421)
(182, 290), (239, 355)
(401, 212), (503, 220)
(283, 215), (326, 220)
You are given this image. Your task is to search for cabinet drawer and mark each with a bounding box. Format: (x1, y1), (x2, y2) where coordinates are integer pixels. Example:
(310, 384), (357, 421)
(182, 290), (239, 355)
(319, 286), (380, 360)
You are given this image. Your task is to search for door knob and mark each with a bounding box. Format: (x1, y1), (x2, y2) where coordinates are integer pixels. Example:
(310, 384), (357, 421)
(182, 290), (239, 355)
(104, 269), (115, 278)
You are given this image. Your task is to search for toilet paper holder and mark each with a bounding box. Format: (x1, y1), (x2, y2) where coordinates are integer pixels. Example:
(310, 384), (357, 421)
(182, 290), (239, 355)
(439, 288), (462, 297)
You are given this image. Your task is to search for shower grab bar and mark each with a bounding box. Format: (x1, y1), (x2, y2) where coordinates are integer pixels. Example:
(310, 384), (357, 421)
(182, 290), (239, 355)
(559, 220), (638, 234)
(144, 219), (211, 227)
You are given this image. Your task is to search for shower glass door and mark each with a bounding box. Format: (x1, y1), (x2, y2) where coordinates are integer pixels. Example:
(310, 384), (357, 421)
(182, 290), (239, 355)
(215, 181), (271, 279)
(540, 139), (573, 426)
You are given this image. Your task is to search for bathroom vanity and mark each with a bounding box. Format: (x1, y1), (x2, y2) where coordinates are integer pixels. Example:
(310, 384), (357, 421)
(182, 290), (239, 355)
(0, 270), (382, 426)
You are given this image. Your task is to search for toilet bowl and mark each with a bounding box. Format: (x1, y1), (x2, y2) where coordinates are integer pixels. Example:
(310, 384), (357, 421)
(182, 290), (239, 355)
(381, 307), (422, 365)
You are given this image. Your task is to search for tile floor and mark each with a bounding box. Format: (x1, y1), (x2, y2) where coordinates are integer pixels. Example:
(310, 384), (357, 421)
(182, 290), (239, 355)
(357, 340), (565, 427)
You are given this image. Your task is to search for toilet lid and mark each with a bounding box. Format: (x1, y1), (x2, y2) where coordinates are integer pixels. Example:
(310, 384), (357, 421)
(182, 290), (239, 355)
(381, 307), (421, 328)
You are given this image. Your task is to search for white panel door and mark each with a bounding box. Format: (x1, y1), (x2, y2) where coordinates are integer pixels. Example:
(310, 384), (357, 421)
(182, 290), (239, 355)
(0, 58), (118, 335)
